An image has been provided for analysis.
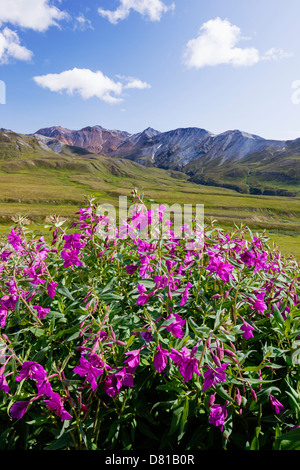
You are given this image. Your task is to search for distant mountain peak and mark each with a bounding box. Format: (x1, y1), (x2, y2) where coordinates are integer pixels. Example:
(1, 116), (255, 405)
(34, 123), (287, 167)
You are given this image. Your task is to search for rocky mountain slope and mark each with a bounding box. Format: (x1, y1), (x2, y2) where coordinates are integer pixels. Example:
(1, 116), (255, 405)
(35, 124), (300, 196)
(36, 125), (131, 155)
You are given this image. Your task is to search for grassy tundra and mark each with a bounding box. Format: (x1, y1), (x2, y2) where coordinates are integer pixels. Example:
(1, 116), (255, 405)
(0, 131), (299, 258)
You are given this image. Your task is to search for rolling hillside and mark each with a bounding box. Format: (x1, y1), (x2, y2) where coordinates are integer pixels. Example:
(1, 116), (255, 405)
(0, 128), (299, 258)
(36, 124), (300, 197)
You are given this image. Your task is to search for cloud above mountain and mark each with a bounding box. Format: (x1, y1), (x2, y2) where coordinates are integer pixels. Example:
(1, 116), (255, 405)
(183, 17), (292, 69)
(33, 67), (151, 104)
(98, 0), (175, 24)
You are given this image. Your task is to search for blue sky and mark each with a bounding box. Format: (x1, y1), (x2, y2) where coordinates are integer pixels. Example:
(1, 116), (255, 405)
(0, 0), (300, 140)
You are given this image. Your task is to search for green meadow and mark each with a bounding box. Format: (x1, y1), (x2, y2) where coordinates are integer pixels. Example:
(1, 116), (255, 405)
(0, 136), (299, 259)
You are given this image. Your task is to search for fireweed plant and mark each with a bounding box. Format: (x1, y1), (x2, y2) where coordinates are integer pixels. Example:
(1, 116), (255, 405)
(0, 189), (299, 450)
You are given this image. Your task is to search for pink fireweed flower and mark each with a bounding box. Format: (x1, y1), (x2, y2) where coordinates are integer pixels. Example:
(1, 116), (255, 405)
(10, 401), (30, 419)
(240, 250), (256, 268)
(202, 363), (229, 392)
(63, 233), (86, 251)
(103, 367), (134, 397)
(47, 281), (58, 299)
(207, 254), (235, 283)
(123, 349), (141, 373)
(73, 355), (105, 391)
(140, 330), (153, 343)
(136, 284), (155, 306)
(16, 361), (47, 383)
(76, 206), (94, 221)
(23, 266), (45, 285)
(7, 229), (23, 251)
(252, 291), (268, 314)
(1, 294), (18, 311)
(44, 392), (72, 421)
(180, 281), (193, 307)
(170, 346), (201, 382)
(32, 305), (50, 319)
(0, 309), (8, 327)
(209, 403), (228, 432)
(240, 319), (254, 340)
(36, 377), (53, 397)
(126, 264), (138, 275)
(0, 250), (12, 261)
(0, 373), (10, 394)
(153, 344), (169, 373)
(154, 275), (169, 290)
(269, 395), (284, 414)
(139, 254), (156, 278)
(61, 249), (83, 269)
(164, 313), (186, 339)
(6, 280), (17, 294)
(208, 392), (216, 407)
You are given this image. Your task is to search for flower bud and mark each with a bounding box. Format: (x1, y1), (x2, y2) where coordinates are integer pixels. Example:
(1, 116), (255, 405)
(211, 353), (222, 368)
(235, 388), (242, 407)
(216, 346), (224, 361)
(250, 387), (257, 402)
(224, 348), (236, 358)
(208, 392), (216, 406)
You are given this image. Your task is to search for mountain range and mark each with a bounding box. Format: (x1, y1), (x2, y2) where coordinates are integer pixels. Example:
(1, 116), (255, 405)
(34, 124), (300, 196)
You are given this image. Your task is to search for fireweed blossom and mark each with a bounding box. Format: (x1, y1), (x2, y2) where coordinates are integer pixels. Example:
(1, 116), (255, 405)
(251, 292), (268, 314)
(47, 281), (58, 299)
(7, 229), (23, 251)
(123, 349), (141, 373)
(1, 197), (300, 448)
(136, 284), (155, 306)
(164, 312), (186, 339)
(207, 254), (235, 283)
(15, 361), (47, 383)
(73, 354), (105, 391)
(103, 367), (134, 397)
(0, 309), (8, 327)
(180, 281), (193, 307)
(0, 373), (10, 394)
(63, 233), (86, 251)
(61, 249), (83, 269)
(43, 392), (72, 421)
(140, 330), (153, 343)
(202, 363), (229, 392)
(153, 344), (169, 373)
(32, 305), (50, 320)
(10, 401), (30, 419)
(269, 395), (284, 414)
(208, 403), (228, 432)
(170, 346), (201, 382)
(240, 319), (254, 340)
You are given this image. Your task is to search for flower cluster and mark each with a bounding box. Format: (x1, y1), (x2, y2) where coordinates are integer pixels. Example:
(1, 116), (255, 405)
(0, 192), (299, 450)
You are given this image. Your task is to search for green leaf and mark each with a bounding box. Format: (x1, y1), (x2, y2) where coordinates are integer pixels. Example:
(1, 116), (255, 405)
(250, 426), (261, 450)
(44, 432), (74, 450)
(215, 384), (234, 403)
(56, 285), (75, 301)
(275, 429), (300, 450)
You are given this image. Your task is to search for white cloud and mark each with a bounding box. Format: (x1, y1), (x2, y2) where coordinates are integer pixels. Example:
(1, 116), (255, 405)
(0, 27), (33, 63)
(117, 75), (152, 90)
(262, 48), (293, 61)
(74, 14), (94, 32)
(0, 0), (68, 32)
(33, 67), (151, 104)
(98, 0), (175, 24)
(183, 18), (292, 69)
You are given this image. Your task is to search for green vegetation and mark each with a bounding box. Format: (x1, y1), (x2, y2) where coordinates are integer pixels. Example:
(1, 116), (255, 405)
(0, 130), (299, 258)
(186, 142), (300, 198)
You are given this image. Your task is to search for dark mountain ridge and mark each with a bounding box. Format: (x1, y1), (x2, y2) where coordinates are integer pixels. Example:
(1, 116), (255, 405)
(20, 124), (300, 196)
